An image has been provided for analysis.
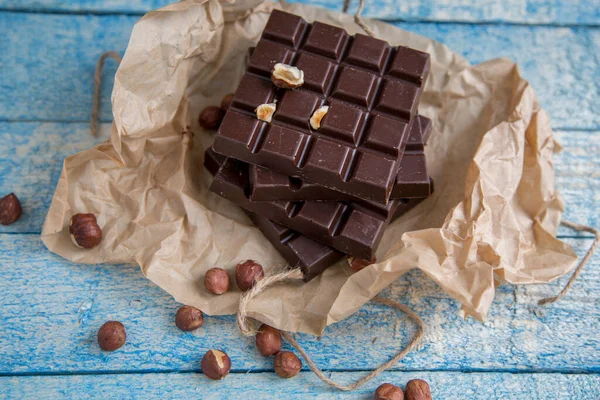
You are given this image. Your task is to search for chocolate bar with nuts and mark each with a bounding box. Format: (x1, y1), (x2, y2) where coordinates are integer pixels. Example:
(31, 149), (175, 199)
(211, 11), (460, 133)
(212, 10), (430, 203)
(249, 115), (432, 202)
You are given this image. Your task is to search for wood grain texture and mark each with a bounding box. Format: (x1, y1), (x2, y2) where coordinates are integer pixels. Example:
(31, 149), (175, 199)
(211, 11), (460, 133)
(0, 12), (598, 129)
(1, 0), (599, 25)
(1, 371), (599, 399)
(0, 235), (597, 375)
(0, 123), (597, 235)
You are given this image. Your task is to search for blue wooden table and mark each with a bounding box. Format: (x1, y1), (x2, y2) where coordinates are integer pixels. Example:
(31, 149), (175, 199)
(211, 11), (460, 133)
(1, 1), (599, 398)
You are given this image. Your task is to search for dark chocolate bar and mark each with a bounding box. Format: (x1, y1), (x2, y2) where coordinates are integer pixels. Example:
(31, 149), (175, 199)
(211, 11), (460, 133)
(204, 148), (342, 281)
(209, 157), (424, 260)
(212, 10), (430, 203)
(249, 115), (432, 202)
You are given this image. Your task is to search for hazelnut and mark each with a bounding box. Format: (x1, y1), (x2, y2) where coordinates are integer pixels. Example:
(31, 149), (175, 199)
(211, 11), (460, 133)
(97, 321), (126, 351)
(255, 103), (276, 123)
(70, 213), (102, 249)
(175, 305), (204, 331)
(255, 324), (282, 357)
(199, 106), (225, 130)
(348, 256), (376, 272)
(0, 193), (22, 225)
(375, 383), (404, 400)
(235, 260), (265, 291)
(201, 349), (231, 380)
(273, 351), (302, 378)
(220, 93), (234, 111)
(405, 379), (431, 400)
(271, 63), (304, 89)
(309, 106), (329, 130)
(204, 268), (230, 295)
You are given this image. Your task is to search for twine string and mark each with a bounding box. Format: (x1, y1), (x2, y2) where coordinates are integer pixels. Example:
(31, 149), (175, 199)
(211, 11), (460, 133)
(237, 268), (304, 336)
(236, 267), (425, 391)
(91, 51), (122, 137)
(538, 220), (600, 305)
(352, 0), (375, 37)
(283, 297), (424, 391)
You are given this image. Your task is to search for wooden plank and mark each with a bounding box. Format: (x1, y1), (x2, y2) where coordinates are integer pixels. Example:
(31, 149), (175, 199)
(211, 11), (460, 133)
(0, 234), (597, 374)
(1, 0), (599, 25)
(1, 123), (597, 235)
(0, 12), (599, 129)
(1, 371), (599, 399)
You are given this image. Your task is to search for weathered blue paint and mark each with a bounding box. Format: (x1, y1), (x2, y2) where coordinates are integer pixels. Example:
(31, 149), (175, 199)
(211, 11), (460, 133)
(1, 0), (599, 25)
(0, 235), (597, 375)
(0, 13), (599, 128)
(0, 124), (597, 235)
(2, 371), (600, 399)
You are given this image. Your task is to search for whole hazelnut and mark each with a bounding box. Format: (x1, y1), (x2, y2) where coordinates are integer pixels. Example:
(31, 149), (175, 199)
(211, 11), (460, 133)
(220, 93), (234, 111)
(0, 193), (22, 225)
(175, 305), (204, 332)
(201, 349), (231, 380)
(375, 383), (404, 400)
(405, 379), (431, 400)
(273, 351), (302, 378)
(97, 321), (126, 351)
(255, 324), (282, 357)
(348, 256), (376, 272)
(235, 260), (264, 292)
(70, 213), (102, 249)
(204, 268), (230, 295)
(198, 106), (225, 130)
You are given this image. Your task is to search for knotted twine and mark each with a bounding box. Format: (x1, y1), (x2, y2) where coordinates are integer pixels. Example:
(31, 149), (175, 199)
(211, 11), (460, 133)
(89, 0), (600, 391)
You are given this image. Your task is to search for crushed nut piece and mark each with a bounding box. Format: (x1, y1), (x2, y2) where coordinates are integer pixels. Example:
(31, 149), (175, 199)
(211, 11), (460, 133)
(347, 256), (376, 272)
(255, 103), (277, 123)
(271, 63), (304, 89)
(310, 106), (329, 130)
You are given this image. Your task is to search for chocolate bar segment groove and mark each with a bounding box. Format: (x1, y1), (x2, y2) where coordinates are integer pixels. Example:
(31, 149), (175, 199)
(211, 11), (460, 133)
(212, 10), (430, 203)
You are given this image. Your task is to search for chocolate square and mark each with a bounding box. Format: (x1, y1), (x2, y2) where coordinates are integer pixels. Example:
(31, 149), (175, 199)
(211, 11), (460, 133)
(331, 66), (380, 108)
(262, 9), (307, 48)
(345, 34), (390, 72)
(319, 100), (368, 145)
(302, 22), (350, 60)
(294, 52), (337, 94)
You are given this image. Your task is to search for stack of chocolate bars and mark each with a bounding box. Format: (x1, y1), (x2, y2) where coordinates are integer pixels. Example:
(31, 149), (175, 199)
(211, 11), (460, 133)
(205, 10), (432, 282)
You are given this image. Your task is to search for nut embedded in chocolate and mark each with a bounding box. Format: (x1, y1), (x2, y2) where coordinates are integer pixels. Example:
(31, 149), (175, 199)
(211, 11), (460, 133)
(97, 321), (126, 351)
(199, 106), (225, 130)
(375, 383), (404, 400)
(348, 256), (376, 272)
(405, 379), (431, 400)
(204, 268), (230, 295)
(220, 93), (234, 111)
(175, 305), (204, 331)
(273, 351), (302, 378)
(201, 349), (231, 380)
(0, 193), (22, 225)
(70, 213), (102, 249)
(309, 105), (328, 130)
(235, 260), (265, 291)
(255, 324), (282, 357)
(271, 63), (304, 89)
(255, 103), (276, 123)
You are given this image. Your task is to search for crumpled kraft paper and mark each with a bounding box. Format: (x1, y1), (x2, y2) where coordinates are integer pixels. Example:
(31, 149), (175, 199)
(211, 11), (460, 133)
(41, 0), (578, 335)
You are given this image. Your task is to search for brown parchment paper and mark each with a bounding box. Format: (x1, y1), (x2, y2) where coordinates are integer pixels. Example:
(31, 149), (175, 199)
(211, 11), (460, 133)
(41, 0), (578, 335)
